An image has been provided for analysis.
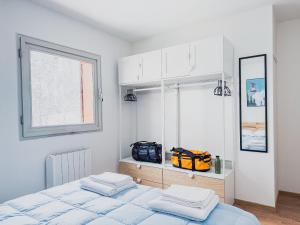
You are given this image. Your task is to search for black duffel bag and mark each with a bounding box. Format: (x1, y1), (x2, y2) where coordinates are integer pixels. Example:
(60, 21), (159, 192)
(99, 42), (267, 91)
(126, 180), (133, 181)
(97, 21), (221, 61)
(131, 141), (162, 164)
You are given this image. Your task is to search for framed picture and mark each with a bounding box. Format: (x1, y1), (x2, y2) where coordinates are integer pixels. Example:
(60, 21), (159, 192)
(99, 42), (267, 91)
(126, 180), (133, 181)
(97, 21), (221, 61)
(239, 54), (268, 153)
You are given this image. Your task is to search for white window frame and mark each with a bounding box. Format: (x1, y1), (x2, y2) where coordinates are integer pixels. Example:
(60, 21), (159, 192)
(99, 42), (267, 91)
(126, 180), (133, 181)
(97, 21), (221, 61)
(18, 35), (103, 138)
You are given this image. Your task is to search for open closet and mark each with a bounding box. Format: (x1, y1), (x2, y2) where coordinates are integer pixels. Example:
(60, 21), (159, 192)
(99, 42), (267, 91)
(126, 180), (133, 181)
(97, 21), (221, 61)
(118, 35), (235, 204)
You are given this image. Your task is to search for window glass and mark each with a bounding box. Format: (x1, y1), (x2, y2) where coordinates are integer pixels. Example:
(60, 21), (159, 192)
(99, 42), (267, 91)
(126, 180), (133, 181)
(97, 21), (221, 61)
(19, 35), (101, 138)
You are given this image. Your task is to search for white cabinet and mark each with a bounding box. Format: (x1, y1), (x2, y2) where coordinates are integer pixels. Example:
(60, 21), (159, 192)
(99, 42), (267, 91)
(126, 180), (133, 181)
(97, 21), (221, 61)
(162, 44), (191, 78)
(118, 55), (141, 84)
(118, 50), (162, 84)
(140, 50), (162, 82)
(190, 36), (233, 77)
(118, 36), (233, 84)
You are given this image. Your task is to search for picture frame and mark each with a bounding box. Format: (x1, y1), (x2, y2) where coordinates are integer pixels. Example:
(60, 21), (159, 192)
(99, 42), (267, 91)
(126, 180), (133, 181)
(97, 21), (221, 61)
(239, 54), (268, 153)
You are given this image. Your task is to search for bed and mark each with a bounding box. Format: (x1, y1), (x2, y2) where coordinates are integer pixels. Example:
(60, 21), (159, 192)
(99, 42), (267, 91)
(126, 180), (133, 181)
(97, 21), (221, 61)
(0, 181), (260, 225)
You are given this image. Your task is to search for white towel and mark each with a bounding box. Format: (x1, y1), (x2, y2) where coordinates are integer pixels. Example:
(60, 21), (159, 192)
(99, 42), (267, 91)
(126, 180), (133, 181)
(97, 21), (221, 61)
(89, 172), (133, 188)
(161, 191), (215, 208)
(148, 195), (219, 222)
(80, 178), (136, 197)
(162, 185), (215, 207)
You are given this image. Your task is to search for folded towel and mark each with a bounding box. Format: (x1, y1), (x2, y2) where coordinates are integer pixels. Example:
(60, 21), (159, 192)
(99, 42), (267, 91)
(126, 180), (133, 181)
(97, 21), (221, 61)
(148, 195), (219, 221)
(89, 172), (133, 188)
(80, 178), (136, 197)
(162, 185), (215, 206)
(161, 190), (215, 208)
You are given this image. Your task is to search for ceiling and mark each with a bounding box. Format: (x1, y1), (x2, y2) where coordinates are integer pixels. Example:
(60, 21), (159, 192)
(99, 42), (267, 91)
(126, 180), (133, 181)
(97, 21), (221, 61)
(30, 0), (300, 42)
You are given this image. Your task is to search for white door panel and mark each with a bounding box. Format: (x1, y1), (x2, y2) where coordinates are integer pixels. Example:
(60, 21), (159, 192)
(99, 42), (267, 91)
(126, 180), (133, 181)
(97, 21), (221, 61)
(162, 44), (190, 78)
(190, 36), (223, 76)
(141, 50), (162, 82)
(118, 55), (140, 84)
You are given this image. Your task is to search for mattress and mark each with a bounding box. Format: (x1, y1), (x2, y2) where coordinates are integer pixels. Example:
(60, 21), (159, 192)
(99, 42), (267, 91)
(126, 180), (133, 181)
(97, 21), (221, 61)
(0, 181), (260, 225)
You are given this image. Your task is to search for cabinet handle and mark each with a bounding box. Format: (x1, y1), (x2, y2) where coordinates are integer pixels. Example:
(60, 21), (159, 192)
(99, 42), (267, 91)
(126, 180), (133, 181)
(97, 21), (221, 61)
(136, 164), (141, 169)
(165, 52), (168, 76)
(188, 46), (196, 73)
(188, 173), (195, 179)
(141, 59), (143, 78)
(138, 61), (142, 80)
(136, 178), (142, 183)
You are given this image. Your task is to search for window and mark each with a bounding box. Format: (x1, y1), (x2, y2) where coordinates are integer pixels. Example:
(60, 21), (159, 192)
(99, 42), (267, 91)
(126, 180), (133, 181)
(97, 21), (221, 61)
(19, 35), (102, 138)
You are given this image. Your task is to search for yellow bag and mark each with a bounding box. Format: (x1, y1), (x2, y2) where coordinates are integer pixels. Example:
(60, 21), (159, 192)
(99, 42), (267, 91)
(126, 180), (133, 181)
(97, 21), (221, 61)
(171, 148), (212, 172)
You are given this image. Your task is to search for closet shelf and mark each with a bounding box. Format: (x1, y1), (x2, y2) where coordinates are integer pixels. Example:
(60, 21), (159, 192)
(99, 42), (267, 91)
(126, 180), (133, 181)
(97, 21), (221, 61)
(120, 72), (232, 89)
(120, 157), (163, 168)
(164, 160), (233, 180)
(120, 80), (161, 88)
(119, 157), (233, 180)
(162, 72), (232, 86)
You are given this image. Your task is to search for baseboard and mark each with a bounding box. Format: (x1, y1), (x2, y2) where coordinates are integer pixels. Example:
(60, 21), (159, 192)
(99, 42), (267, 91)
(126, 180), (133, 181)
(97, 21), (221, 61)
(279, 190), (300, 197)
(234, 199), (276, 212)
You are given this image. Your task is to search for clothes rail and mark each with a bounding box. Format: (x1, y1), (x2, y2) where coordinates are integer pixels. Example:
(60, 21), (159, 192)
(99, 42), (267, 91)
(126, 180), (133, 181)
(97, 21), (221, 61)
(166, 80), (231, 89)
(132, 81), (232, 92)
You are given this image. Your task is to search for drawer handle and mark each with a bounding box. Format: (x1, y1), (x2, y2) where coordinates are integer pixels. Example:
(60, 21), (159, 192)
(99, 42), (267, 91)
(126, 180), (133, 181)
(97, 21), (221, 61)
(136, 164), (141, 169)
(136, 178), (142, 183)
(188, 173), (195, 179)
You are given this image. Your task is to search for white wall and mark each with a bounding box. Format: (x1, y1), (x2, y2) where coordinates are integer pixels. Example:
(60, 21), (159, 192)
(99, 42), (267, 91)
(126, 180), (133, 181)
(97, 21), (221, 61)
(272, 6), (279, 202)
(0, 0), (130, 203)
(132, 6), (277, 207)
(277, 19), (300, 194)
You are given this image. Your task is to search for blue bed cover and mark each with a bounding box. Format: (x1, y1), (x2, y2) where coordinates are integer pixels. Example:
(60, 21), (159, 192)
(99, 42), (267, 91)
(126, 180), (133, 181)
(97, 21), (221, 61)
(0, 181), (260, 225)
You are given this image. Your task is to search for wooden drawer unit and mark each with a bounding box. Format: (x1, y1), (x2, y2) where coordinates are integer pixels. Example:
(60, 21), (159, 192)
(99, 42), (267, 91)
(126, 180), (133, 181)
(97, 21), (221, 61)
(118, 161), (231, 203)
(163, 169), (225, 198)
(119, 161), (163, 185)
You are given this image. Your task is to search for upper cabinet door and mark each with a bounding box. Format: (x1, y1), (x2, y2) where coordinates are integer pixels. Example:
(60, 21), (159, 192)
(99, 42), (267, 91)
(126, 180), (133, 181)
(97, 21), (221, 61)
(118, 55), (141, 84)
(162, 44), (191, 78)
(190, 36), (223, 77)
(140, 50), (162, 82)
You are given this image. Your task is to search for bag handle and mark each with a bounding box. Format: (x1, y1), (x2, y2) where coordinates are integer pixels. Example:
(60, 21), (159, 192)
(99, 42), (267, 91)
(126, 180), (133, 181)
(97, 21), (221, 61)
(171, 147), (198, 158)
(130, 141), (157, 147)
(171, 147), (197, 171)
(172, 148), (211, 159)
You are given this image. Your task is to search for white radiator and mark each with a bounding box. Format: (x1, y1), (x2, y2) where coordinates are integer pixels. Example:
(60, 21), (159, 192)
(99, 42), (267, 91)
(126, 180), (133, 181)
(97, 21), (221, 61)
(46, 149), (92, 188)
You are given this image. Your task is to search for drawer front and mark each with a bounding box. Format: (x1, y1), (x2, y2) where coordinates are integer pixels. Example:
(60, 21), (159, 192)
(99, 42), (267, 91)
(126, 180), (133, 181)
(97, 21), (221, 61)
(119, 162), (162, 184)
(163, 169), (224, 197)
(135, 178), (163, 189)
